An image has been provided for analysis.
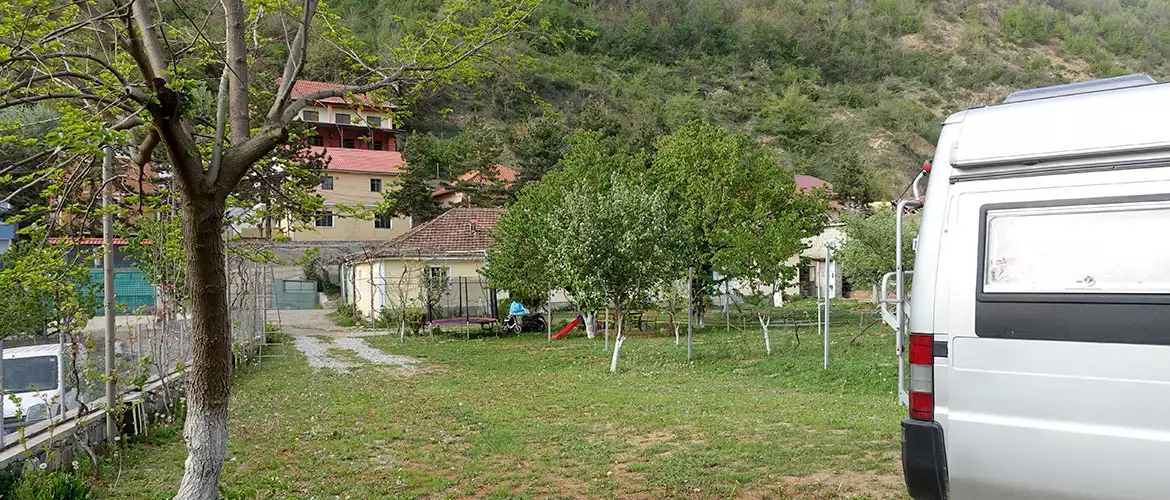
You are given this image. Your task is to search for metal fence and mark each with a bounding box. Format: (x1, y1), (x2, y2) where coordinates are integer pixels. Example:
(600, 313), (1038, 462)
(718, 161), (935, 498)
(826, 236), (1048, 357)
(0, 256), (279, 455)
(359, 276), (499, 326)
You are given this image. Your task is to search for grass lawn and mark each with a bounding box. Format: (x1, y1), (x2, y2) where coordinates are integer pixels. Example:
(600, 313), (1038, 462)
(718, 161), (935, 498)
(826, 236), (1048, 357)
(96, 304), (907, 499)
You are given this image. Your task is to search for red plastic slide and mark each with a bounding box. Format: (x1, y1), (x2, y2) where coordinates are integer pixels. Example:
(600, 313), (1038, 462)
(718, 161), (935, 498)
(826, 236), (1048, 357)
(551, 315), (584, 340)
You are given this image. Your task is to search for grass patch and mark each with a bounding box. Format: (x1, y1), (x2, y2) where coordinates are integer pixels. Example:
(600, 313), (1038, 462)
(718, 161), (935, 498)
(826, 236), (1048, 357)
(98, 303), (906, 499)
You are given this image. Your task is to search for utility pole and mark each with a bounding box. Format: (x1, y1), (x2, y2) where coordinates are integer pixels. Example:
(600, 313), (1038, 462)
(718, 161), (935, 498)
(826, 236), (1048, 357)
(103, 148), (117, 441)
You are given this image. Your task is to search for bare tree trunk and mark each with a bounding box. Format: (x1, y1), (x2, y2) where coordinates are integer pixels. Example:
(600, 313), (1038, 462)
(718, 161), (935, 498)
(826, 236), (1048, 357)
(175, 194), (233, 500)
(583, 311), (597, 339)
(603, 308), (609, 351)
(609, 309), (625, 373)
(674, 323), (680, 346)
(759, 313), (771, 355)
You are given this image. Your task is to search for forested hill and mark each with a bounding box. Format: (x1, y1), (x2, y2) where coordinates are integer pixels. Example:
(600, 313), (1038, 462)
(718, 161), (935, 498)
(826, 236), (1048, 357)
(312, 0), (1170, 199)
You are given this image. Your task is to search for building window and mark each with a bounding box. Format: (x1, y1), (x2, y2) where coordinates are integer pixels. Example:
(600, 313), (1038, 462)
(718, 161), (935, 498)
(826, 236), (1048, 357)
(302, 110), (319, 122)
(425, 266), (449, 285)
(370, 178), (382, 192)
(314, 211), (334, 228)
(367, 116), (382, 128)
(309, 135), (324, 147)
(374, 212), (392, 229)
(335, 113), (351, 125)
(321, 176), (334, 190)
(372, 141), (383, 151)
(342, 138), (355, 149)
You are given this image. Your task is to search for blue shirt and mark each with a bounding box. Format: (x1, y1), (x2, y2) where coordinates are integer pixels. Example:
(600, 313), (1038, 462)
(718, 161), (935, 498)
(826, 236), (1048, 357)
(508, 301), (526, 316)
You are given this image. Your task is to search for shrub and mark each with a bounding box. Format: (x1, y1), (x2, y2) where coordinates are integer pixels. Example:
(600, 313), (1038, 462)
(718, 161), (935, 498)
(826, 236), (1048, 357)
(11, 471), (92, 500)
(1063, 33), (1098, 58)
(897, 13), (925, 35)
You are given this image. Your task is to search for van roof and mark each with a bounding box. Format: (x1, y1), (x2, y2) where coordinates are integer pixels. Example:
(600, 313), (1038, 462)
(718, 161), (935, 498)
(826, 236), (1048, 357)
(951, 75), (1170, 168)
(4, 344), (61, 359)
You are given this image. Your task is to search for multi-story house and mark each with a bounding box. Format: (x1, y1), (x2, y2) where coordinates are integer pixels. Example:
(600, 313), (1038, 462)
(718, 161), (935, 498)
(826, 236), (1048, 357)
(283, 80), (414, 242)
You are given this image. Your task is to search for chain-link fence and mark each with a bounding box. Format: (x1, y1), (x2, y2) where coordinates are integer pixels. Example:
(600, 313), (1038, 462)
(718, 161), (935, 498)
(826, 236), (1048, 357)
(0, 257), (278, 456)
(356, 275), (499, 327)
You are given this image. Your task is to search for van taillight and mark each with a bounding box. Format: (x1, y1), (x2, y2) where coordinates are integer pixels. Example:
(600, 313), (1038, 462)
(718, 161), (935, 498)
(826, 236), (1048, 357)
(908, 334), (934, 421)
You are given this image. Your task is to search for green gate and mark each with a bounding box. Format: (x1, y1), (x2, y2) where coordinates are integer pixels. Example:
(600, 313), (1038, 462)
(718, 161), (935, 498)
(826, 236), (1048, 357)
(273, 279), (319, 310)
(90, 270), (156, 315)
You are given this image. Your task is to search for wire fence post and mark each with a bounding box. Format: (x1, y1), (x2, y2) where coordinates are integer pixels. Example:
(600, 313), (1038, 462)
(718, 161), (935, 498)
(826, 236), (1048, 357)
(823, 246), (832, 370)
(687, 267), (694, 361)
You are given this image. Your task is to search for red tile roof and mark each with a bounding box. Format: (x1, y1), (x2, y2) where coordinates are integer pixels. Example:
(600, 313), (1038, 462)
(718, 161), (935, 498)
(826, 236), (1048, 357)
(47, 237), (149, 246)
(355, 207), (505, 260)
(284, 79), (394, 109)
(314, 147), (405, 174)
(795, 175), (833, 194)
(432, 165), (519, 197)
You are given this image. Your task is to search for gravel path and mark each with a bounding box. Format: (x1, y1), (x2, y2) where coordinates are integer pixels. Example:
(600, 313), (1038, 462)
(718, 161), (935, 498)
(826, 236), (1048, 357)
(334, 337), (421, 370)
(292, 336), (351, 372)
(281, 309), (421, 373)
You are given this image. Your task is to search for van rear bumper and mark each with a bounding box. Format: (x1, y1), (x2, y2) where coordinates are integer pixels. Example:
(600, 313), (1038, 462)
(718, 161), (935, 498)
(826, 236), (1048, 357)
(902, 418), (948, 500)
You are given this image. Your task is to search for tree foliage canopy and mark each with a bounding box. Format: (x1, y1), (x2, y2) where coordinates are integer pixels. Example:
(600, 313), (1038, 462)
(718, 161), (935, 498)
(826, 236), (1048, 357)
(837, 205), (920, 287)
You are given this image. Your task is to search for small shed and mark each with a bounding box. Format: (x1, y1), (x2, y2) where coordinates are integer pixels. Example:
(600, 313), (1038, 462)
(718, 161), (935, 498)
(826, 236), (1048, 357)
(342, 207), (504, 323)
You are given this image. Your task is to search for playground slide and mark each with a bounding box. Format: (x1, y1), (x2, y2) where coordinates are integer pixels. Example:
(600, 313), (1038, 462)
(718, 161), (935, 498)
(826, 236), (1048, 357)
(551, 315), (583, 340)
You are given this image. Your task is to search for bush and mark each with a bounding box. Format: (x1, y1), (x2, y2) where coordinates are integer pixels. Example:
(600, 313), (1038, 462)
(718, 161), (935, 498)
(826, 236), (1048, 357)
(1063, 32), (1098, 58)
(896, 13), (924, 35)
(379, 307), (427, 335)
(11, 471), (92, 500)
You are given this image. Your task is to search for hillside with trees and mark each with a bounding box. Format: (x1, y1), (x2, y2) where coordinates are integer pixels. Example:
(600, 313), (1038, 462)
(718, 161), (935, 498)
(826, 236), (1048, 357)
(311, 0), (1170, 203)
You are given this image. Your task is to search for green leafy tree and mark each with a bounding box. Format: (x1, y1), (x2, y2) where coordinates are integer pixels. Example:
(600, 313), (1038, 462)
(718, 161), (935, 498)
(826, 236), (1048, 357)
(0, 231), (96, 340)
(837, 205), (920, 290)
(0, 0), (565, 495)
(831, 149), (877, 212)
(485, 130), (644, 338)
(510, 115), (567, 187)
(651, 121), (827, 330)
(548, 174), (677, 372)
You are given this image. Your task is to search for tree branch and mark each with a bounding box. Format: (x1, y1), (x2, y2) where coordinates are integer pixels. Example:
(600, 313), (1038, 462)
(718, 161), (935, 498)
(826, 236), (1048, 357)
(0, 53), (131, 89)
(266, 0), (319, 123)
(0, 93), (127, 110)
(131, 0), (168, 78)
(133, 128), (160, 167)
(207, 66), (230, 184)
(222, 0), (250, 143)
(0, 72), (110, 99)
(0, 147), (58, 178)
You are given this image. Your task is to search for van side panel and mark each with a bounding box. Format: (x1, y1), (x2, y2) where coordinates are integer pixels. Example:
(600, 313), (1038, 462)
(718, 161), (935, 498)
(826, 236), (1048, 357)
(943, 168), (1170, 500)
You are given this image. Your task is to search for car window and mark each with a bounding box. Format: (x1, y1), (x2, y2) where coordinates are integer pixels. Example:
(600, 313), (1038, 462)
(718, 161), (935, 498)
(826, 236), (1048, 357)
(4, 355), (58, 393)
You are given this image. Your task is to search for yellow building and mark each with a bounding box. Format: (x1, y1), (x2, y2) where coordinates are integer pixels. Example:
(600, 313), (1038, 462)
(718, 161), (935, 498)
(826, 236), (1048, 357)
(342, 207), (504, 322)
(284, 79), (413, 242)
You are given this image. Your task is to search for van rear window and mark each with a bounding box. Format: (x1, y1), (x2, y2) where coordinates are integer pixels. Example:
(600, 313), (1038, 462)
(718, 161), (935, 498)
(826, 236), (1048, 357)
(984, 201), (1170, 294)
(976, 196), (1170, 345)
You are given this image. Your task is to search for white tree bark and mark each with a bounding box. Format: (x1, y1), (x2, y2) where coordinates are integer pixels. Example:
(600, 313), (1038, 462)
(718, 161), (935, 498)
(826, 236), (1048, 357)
(759, 313), (772, 355)
(583, 311), (597, 339)
(609, 313), (625, 373)
(175, 403), (229, 499)
(674, 323), (680, 345)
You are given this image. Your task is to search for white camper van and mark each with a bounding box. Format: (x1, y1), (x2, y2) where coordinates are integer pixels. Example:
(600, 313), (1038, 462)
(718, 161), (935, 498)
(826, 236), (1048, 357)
(898, 74), (1170, 500)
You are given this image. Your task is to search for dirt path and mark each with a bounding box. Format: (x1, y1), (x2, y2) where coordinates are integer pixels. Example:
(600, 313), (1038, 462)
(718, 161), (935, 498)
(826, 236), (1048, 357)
(280, 309), (421, 372)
